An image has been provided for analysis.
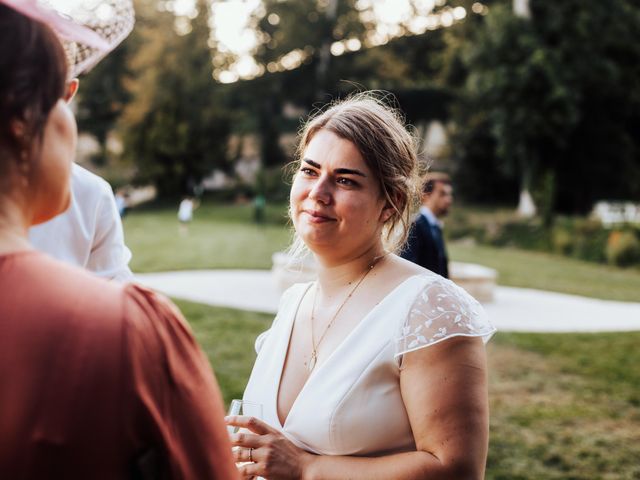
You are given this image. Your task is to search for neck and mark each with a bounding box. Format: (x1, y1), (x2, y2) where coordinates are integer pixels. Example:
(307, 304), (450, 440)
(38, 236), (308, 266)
(314, 243), (385, 298)
(0, 196), (32, 255)
(422, 203), (435, 215)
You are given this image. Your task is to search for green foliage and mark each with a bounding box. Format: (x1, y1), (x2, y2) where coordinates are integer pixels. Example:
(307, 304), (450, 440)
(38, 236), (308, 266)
(568, 220), (610, 263)
(73, 0), (640, 213)
(449, 241), (640, 301)
(606, 230), (640, 267)
(447, 207), (640, 267)
(259, 165), (292, 202)
(119, 0), (232, 195)
(532, 0), (640, 211)
(551, 227), (572, 256)
(452, 0), (640, 213)
(76, 42), (131, 165)
(488, 220), (552, 251)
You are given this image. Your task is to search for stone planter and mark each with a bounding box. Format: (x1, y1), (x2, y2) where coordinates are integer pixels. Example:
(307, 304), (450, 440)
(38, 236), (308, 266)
(449, 262), (497, 303)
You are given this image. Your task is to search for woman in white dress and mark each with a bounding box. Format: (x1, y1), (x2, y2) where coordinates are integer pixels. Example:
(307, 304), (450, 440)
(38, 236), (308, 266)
(226, 93), (496, 479)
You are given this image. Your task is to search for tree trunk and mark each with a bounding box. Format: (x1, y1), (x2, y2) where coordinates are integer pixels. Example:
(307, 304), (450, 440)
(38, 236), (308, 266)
(514, 0), (534, 217)
(513, 0), (531, 19)
(316, 0), (338, 99)
(517, 163), (537, 218)
(517, 188), (537, 218)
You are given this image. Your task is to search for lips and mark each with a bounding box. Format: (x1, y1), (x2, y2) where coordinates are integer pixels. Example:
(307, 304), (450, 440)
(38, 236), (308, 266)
(302, 209), (336, 223)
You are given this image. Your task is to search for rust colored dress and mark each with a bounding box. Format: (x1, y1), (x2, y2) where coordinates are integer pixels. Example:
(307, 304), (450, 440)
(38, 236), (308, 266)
(0, 251), (238, 480)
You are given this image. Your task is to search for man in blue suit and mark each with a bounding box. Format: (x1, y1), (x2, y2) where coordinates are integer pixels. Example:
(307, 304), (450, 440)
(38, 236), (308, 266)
(401, 172), (453, 278)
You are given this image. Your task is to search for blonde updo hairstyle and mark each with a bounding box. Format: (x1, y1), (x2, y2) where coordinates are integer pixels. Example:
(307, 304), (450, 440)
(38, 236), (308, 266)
(289, 92), (422, 255)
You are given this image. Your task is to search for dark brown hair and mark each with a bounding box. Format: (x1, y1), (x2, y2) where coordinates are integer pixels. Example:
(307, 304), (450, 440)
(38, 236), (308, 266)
(422, 172), (451, 194)
(0, 5), (68, 178)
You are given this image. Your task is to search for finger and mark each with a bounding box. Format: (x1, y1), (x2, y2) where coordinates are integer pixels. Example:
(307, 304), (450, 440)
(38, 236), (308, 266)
(225, 415), (274, 435)
(229, 431), (262, 448)
(238, 461), (264, 479)
(232, 446), (258, 464)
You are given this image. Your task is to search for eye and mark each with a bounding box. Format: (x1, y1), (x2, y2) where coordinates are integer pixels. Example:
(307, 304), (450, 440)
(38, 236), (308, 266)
(337, 177), (358, 187)
(300, 167), (317, 176)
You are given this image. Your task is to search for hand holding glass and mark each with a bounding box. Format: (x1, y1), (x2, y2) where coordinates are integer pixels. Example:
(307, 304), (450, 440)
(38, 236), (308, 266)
(227, 399), (263, 434)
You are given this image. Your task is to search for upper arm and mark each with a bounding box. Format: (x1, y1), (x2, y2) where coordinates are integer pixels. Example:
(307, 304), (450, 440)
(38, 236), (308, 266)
(400, 336), (489, 478)
(124, 286), (239, 479)
(87, 186), (132, 281)
(395, 277), (495, 478)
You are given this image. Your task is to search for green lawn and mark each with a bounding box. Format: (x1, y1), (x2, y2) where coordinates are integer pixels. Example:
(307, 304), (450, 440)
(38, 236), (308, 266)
(175, 299), (272, 402)
(125, 202), (291, 272)
(449, 242), (640, 302)
(179, 299), (640, 480)
(124, 201), (640, 302)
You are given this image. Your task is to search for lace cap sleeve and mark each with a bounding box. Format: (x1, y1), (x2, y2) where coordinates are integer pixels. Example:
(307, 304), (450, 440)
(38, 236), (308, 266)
(395, 276), (496, 358)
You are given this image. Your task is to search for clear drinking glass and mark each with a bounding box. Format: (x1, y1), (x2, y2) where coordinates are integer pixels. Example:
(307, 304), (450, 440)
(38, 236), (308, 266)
(227, 399), (263, 434)
(227, 399), (264, 474)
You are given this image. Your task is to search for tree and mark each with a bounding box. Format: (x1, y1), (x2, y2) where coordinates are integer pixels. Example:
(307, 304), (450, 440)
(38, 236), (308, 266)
(451, 0), (640, 214)
(250, 0), (373, 99)
(120, 0), (232, 196)
(531, 0), (640, 213)
(75, 41), (131, 166)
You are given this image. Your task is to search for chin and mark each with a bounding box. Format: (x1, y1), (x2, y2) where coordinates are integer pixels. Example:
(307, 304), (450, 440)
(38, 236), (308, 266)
(301, 235), (340, 256)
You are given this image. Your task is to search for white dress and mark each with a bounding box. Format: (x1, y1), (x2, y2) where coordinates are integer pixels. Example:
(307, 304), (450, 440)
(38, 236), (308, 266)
(243, 272), (496, 457)
(177, 199), (194, 222)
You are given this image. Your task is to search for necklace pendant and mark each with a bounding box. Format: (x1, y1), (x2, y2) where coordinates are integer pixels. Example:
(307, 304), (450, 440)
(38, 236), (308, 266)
(308, 352), (317, 371)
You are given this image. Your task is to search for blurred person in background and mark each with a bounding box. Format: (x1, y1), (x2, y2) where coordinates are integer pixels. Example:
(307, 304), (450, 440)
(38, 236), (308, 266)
(0, 2), (238, 478)
(29, 163), (134, 281)
(401, 172), (453, 278)
(25, 0), (133, 282)
(178, 196), (198, 235)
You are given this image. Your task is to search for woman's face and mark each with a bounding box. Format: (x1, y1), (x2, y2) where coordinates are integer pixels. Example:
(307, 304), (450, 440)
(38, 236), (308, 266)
(290, 129), (390, 261)
(30, 98), (77, 225)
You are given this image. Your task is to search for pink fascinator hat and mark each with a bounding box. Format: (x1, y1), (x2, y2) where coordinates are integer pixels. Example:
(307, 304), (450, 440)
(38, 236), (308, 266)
(0, 0), (135, 77)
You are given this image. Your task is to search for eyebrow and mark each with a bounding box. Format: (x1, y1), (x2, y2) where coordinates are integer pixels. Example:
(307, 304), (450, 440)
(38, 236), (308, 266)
(302, 158), (367, 177)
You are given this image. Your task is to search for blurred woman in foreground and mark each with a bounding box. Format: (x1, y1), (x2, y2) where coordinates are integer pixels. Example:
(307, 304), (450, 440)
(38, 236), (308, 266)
(0, 3), (237, 478)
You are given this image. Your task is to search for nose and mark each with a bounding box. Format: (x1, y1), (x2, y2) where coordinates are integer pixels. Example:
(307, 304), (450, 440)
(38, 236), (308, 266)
(308, 174), (332, 205)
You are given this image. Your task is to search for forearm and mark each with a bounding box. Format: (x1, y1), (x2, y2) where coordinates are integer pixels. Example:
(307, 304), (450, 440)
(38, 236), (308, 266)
(303, 450), (472, 480)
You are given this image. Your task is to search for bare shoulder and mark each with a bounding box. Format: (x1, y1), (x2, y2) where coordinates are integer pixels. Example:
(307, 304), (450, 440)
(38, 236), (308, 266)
(363, 254), (433, 300)
(380, 253), (433, 279)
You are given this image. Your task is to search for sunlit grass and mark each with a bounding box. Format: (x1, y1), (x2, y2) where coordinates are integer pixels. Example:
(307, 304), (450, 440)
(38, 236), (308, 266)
(449, 242), (640, 302)
(124, 201), (291, 272)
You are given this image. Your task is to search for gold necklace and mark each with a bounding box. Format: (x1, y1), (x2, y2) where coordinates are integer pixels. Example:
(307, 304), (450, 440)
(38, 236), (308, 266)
(307, 255), (384, 372)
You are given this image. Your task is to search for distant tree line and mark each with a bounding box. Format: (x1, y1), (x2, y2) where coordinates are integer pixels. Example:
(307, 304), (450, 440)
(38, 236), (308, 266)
(77, 0), (640, 214)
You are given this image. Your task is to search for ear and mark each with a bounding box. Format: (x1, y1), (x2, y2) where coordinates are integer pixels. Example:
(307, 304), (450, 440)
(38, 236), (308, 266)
(379, 192), (400, 223)
(64, 78), (80, 103)
(378, 204), (393, 223)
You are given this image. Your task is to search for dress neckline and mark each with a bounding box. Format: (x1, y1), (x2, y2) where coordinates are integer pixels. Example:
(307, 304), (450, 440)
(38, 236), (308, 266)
(274, 273), (426, 429)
